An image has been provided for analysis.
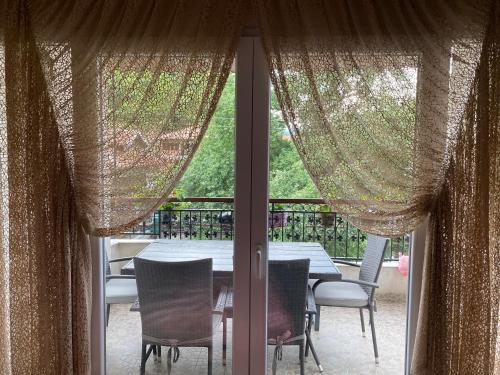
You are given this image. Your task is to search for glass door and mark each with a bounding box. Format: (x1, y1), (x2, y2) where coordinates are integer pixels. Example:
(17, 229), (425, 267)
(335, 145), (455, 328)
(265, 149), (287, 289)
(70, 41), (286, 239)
(263, 51), (414, 375)
(99, 33), (411, 375)
(102, 36), (271, 375)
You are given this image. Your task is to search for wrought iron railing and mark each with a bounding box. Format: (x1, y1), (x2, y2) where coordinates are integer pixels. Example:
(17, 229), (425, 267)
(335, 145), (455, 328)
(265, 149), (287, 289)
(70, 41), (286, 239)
(119, 198), (410, 261)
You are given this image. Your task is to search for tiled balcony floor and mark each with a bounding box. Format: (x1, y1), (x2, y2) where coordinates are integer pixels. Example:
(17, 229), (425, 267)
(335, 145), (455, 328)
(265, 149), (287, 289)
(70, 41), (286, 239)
(107, 296), (406, 374)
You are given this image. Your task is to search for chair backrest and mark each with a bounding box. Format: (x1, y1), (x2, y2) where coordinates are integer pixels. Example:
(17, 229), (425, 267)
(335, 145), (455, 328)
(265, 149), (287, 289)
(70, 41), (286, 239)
(268, 259), (310, 343)
(359, 235), (389, 298)
(134, 257), (213, 343)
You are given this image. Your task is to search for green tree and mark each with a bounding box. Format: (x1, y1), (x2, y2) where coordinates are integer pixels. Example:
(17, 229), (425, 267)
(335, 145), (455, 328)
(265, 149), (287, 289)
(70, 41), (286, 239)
(177, 74), (320, 199)
(177, 74), (236, 196)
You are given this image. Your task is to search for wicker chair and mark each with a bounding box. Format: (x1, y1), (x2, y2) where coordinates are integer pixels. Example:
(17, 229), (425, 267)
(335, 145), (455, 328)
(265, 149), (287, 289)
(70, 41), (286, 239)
(105, 251), (137, 326)
(268, 259), (310, 375)
(133, 257), (225, 375)
(311, 234), (389, 363)
(222, 259), (310, 375)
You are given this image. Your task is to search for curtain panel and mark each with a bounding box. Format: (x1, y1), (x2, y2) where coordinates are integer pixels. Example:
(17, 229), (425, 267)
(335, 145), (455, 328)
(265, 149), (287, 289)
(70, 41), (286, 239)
(255, 0), (498, 373)
(255, 0), (492, 236)
(0, 0), (498, 374)
(412, 5), (499, 373)
(27, 0), (247, 236)
(1, 5), (92, 373)
(0, 0), (246, 373)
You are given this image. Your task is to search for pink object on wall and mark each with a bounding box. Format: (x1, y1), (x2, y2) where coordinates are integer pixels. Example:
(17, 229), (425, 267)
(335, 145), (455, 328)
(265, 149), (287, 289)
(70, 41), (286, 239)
(398, 252), (409, 276)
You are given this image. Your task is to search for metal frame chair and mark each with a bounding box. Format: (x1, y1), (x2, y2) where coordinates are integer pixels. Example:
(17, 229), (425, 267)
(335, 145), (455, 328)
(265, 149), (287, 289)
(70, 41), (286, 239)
(312, 235), (389, 363)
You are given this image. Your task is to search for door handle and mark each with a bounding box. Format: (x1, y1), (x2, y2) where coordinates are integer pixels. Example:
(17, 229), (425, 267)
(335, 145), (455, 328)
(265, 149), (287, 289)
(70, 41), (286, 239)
(255, 245), (263, 280)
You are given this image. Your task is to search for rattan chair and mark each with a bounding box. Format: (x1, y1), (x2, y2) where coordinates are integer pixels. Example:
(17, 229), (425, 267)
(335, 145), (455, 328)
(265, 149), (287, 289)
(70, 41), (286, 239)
(222, 259), (310, 375)
(133, 257), (225, 375)
(311, 234), (389, 363)
(105, 251), (137, 326)
(268, 259), (310, 375)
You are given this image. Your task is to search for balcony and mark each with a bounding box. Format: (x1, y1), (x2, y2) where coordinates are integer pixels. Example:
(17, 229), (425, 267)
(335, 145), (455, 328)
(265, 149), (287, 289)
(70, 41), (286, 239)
(106, 197), (409, 374)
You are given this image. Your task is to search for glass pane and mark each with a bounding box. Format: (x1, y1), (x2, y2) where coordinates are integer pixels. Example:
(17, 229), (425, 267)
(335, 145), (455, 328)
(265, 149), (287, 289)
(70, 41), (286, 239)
(266, 77), (410, 373)
(105, 64), (236, 374)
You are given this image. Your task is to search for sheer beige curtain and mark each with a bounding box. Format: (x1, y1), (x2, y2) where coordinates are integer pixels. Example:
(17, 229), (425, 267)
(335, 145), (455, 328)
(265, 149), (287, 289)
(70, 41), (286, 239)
(413, 6), (499, 373)
(1, 7), (92, 373)
(29, 0), (247, 235)
(0, 0), (246, 373)
(255, 0), (498, 373)
(255, 0), (490, 236)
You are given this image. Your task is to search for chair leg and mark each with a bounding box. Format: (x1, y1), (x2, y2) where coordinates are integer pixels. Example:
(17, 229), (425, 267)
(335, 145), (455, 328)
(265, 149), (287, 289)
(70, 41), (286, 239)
(299, 342), (305, 375)
(359, 308), (366, 337)
(157, 345), (161, 362)
(140, 341), (147, 375)
(106, 304), (111, 327)
(222, 316), (227, 366)
(305, 323), (324, 372)
(368, 306), (379, 364)
(305, 313), (312, 357)
(314, 305), (321, 331)
(208, 345), (213, 375)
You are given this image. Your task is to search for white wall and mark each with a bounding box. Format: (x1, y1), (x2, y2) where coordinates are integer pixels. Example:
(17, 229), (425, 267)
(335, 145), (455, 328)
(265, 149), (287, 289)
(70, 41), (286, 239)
(338, 262), (408, 298)
(107, 239), (153, 274)
(107, 239), (408, 297)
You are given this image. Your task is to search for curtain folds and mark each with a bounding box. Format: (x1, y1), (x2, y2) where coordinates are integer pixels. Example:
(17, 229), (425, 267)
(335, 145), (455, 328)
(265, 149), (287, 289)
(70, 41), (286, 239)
(412, 5), (499, 373)
(28, 0), (247, 236)
(255, 0), (491, 236)
(0, 0), (246, 373)
(0, 0), (498, 374)
(1, 4), (92, 372)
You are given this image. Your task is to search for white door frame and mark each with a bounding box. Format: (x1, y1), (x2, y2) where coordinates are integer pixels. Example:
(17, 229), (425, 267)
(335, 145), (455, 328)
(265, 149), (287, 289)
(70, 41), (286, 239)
(90, 236), (105, 375)
(233, 36), (270, 375)
(405, 219), (428, 374)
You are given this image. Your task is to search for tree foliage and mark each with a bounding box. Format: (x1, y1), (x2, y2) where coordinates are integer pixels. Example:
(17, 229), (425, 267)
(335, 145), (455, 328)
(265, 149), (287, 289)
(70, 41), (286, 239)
(177, 73), (320, 198)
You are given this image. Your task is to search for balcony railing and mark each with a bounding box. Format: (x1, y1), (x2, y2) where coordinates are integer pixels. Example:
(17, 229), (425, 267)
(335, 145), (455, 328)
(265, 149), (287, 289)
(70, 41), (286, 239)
(119, 198), (410, 262)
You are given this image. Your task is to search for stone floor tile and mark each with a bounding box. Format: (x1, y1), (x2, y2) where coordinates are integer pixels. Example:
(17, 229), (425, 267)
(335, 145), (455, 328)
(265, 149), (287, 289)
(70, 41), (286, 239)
(107, 297), (406, 374)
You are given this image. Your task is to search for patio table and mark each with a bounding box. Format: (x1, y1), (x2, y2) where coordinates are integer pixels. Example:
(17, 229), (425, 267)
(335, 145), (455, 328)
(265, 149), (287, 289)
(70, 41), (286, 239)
(121, 239), (341, 281)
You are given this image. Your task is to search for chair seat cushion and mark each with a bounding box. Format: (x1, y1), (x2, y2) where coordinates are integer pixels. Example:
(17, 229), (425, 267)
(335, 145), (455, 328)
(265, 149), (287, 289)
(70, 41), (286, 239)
(314, 281), (369, 308)
(106, 279), (138, 304)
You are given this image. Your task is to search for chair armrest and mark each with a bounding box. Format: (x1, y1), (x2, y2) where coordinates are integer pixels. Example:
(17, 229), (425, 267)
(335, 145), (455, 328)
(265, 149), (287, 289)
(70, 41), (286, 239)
(340, 279), (379, 288)
(108, 257), (134, 263)
(106, 275), (136, 280)
(332, 259), (361, 267)
(306, 285), (317, 315)
(213, 286), (229, 314)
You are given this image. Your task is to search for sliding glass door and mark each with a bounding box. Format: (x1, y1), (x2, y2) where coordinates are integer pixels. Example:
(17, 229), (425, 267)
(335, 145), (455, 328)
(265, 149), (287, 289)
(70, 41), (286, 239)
(103, 36), (271, 375)
(102, 34), (411, 375)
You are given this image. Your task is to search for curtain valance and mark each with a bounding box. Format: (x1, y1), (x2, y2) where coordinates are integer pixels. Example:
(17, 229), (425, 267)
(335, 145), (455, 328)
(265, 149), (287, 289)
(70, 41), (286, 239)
(2, 0), (491, 236)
